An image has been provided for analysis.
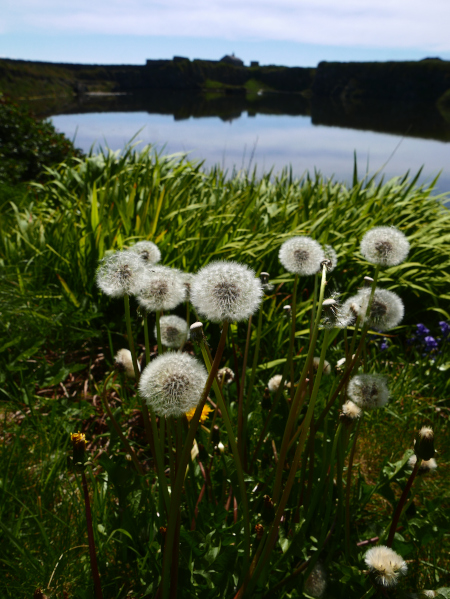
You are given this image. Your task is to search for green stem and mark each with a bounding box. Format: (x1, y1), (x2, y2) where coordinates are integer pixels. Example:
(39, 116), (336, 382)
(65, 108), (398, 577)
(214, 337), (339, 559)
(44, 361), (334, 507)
(160, 322), (229, 599)
(143, 313), (151, 365)
(124, 294), (140, 379)
(289, 274), (299, 396)
(156, 310), (163, 355)
(199, 337), (251, 578)
(81, 470), (104, 599)
(237, 316), (252, 464)
(345, 416), (362, 559)
(246, 305), (263, 406)
(272, 265), (327, 505)
(147, 404), (171, 516)
(386, 459), (420, 547)
(243, 326), (331, 597)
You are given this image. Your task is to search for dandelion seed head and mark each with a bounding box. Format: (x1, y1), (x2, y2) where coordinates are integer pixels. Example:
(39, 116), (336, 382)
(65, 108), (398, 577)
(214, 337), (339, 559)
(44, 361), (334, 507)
(139, 352), (207, 418)
(360, 226), (410, 266)
(407, 454), (438, 475)
(364, 545), (407, 588)
(325, 296), (356, 329)
(155, 315), (189, 348)
(136, 266), (186, 312)
(304, 562), (327, 598)
(350, 288), (404, 331)
(115, 348), (139, 378)
(129, 240), (161, 264)
(323, 244), (338, 271)
(341, 400), (362, 422)
(190, 261), (263, 323)
(268, 374), (284, 393)
(348, 374), (389, 410)
(313, 357), (331, 375)
(96, 250), (145, 298)
(279, 236), (325, 275)
(217, 367), (235, 385)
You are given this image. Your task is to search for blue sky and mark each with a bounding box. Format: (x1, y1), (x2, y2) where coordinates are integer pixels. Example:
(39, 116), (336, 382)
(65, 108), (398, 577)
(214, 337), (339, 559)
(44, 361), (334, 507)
(1, 0), (450, 66)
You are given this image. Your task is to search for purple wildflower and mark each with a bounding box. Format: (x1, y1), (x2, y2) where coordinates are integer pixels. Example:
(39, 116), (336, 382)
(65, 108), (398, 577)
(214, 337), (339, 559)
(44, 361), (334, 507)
(380, 340), (389, 351)
(416, 324), (430, 337)
(439, 321), (450, 338)
(424, 336), (438, 352)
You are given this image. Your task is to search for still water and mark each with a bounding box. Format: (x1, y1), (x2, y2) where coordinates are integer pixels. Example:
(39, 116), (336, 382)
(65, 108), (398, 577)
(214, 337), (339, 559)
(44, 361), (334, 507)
(48, 93), (450, 194)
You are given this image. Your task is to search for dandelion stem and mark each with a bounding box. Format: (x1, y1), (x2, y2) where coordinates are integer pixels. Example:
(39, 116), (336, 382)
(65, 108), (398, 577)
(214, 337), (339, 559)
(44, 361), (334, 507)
(81, 470), (103, 599)
(143, 313), (151, 365)
(124, 294), (140, 380)
(156, 310), (163, 355)
(238, 316), (252, 465)
(272, 265), (327, 505)
(288, 274), (299, 395)
(198, 336), (251, 580)
(160, 322), (229, 599)
(244, 326), (331, 598)
(386, 459), (420, 547)
(345, 416), (362, 559)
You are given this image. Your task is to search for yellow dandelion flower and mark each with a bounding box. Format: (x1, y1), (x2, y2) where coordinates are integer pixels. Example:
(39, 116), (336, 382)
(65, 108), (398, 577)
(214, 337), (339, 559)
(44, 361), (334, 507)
(185, 404), (214, 423)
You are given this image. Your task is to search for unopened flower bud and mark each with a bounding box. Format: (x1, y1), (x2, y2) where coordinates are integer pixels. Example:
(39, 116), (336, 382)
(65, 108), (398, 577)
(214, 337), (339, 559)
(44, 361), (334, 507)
(70, 432), (86, 470)
(261, 494), (275, 524)
(198, 443), (209, 462)
(216, 441), (225, 454)
(158, 526), (167, 549)
(254, 523), (264, 540)
(189, 322), (205, 344)
(414, 426), (435, 461)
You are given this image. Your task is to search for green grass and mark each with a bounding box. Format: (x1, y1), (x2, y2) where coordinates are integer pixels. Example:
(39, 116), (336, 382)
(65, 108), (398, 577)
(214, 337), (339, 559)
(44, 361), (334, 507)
(1, 147), (450, 598)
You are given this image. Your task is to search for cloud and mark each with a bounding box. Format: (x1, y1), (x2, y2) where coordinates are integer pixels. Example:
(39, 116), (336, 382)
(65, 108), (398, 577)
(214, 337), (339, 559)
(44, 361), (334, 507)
(3, 0), (450, 51)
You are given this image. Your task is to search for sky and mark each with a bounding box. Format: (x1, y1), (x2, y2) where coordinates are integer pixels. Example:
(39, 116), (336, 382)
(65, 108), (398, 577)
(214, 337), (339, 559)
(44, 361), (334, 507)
(1, 0), (450, 67)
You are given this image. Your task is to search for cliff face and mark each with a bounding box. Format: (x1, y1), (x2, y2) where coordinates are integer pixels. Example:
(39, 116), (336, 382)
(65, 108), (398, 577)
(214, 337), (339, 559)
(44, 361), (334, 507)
(313, 60), (450, 103)
(0, 58), (315, 97)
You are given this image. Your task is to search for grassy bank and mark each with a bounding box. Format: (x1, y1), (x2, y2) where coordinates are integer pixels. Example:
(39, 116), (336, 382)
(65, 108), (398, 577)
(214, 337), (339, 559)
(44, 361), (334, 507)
(1, 139), (450, 598)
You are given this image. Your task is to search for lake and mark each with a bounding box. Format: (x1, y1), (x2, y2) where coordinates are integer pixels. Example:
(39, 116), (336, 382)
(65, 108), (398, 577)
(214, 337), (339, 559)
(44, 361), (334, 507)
(46, 91), (450, 195)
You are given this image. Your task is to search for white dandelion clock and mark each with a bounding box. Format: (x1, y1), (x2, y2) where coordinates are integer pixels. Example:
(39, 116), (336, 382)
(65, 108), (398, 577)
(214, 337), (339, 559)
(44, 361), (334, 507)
(313, 357), (331, 375)
(139, 352), (207, 418)
(129, 240), (161, 264)
(114, 348), (139, 378)
(96, 250), (145, 298)
(360, 226), (410, 266)
(364, 545), (407, 588)
(348, 374), (389, 410)
(323, 244), (338, 271)
(136, 266), (186, 312)
(351, 288), (404, 331)
(268, 374), (284, 393)
(190, 261), (263, 323)
(340, 400), (362, 424)
(155, 315), (189, 348)
(407, 454), (438, 475)
(279, 236), (325, 275)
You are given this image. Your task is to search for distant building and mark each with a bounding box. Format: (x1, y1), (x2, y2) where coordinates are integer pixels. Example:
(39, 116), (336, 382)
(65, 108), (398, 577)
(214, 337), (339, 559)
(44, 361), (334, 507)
(220, 54), (244, 67)
(173, 56), (190, 63)
(250, 61), (259, 68)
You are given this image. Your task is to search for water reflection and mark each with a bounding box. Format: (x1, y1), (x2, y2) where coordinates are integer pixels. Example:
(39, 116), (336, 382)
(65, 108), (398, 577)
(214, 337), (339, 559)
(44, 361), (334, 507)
(41, 91), (450, 194)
